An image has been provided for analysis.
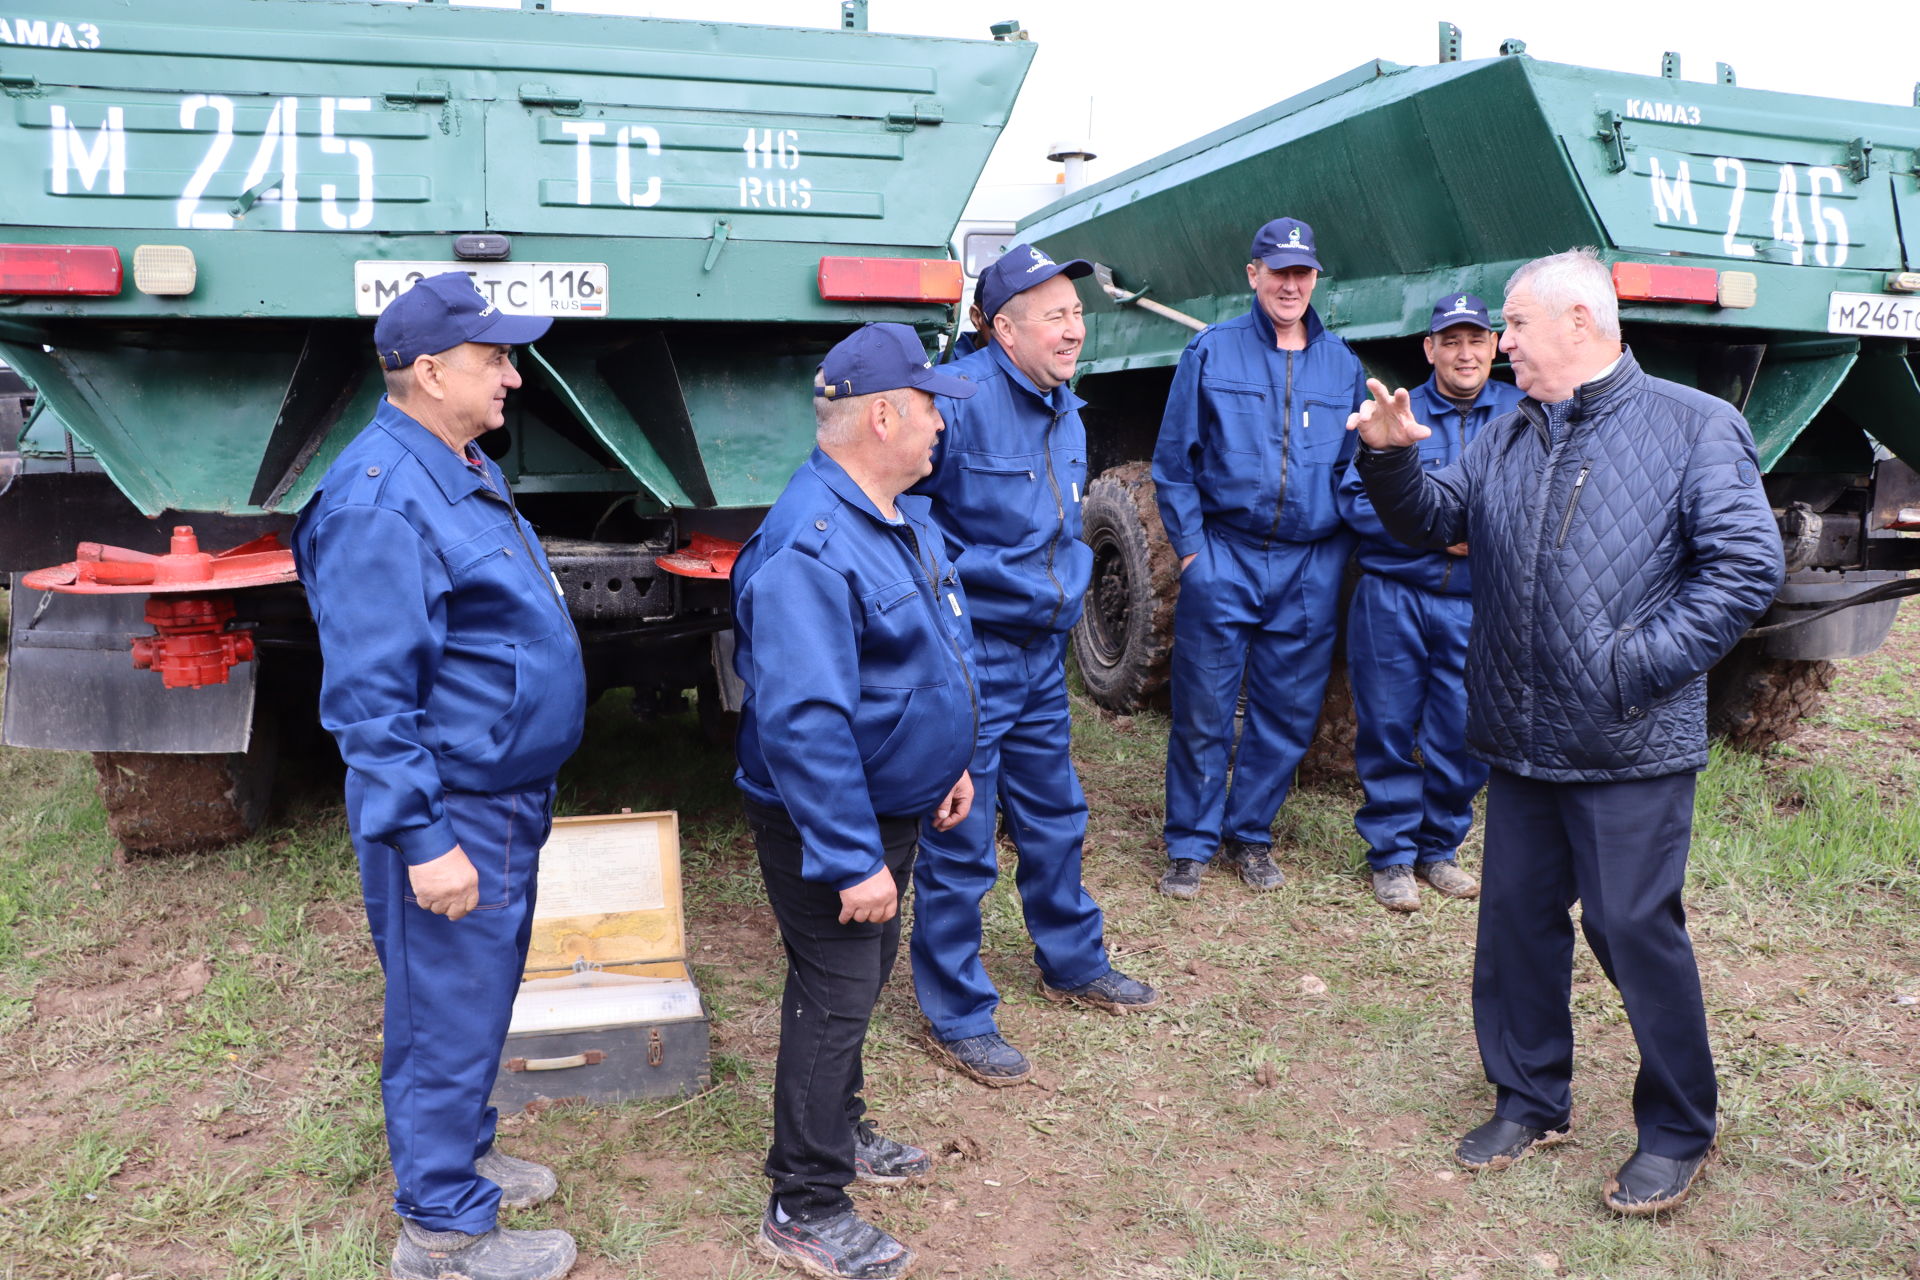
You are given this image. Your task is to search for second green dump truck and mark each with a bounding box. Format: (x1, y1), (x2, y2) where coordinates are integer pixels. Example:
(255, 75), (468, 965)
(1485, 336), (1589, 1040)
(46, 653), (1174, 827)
(1020, 30), (1920, 754)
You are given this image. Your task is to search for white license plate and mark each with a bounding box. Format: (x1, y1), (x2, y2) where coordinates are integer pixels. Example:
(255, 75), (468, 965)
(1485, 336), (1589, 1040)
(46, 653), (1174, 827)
(1826, 291), (1920, 338)
(354, 261), (609, 318)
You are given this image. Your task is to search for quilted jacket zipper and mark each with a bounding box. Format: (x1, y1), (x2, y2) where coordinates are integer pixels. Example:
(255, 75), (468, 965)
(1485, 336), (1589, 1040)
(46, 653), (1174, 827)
(1555, 464), (1592, 549)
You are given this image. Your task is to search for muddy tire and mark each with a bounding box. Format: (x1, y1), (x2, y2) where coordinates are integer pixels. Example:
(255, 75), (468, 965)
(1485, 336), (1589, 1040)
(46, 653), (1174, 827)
(1072, 462), (1179, 713)
(92, 716), (276, 855)
(1707, 640), (1834, 751)
(1296, 653), (1358, 786)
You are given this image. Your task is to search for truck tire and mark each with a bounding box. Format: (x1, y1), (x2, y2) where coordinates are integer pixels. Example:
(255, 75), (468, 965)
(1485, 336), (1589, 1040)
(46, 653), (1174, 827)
(1072, 462), (1178, 712)
(1707, 640), (1834, 751)
(1296, 654), (1357, 786)
(91, 715), (277, 855)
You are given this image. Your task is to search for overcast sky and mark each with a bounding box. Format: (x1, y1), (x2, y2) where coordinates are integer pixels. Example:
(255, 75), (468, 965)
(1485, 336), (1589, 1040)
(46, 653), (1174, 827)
(517, 0), (1920, 197)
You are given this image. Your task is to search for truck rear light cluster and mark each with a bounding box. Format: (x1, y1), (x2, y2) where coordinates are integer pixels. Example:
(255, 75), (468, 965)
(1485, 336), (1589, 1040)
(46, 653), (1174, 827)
(0, 244), (123, 296)
(133, 245), (197, 296)
(818, 256), (964, 304)
(1611, 261), (1756, 310)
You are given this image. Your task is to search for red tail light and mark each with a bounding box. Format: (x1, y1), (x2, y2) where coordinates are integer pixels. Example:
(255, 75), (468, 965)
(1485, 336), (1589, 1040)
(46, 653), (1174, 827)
(0, 244), (123, 296)
(1611, 261), (1718, 305)
(818, 257), (963, 304)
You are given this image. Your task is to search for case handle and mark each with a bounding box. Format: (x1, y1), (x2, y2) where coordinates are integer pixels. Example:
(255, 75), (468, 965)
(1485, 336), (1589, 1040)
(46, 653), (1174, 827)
(506, 1050), (606, 1073)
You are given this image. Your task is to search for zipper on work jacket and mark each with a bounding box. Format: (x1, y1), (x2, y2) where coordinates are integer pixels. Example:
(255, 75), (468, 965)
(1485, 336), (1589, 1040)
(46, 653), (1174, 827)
(894, 522), (980, 745)
(1263, 349), (1296, 545)
(1040, 408), (1069, 632)
(483, 486), (581, 647)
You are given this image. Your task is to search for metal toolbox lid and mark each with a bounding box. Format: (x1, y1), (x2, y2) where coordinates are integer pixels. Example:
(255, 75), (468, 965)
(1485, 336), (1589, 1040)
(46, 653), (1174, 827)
(523, 810), (686, 977)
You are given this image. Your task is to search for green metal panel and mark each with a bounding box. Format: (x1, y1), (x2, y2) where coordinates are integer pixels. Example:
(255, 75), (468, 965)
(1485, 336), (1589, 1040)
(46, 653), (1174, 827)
(0, 0), (1030, 516)
(1024, 49), (1920, 468)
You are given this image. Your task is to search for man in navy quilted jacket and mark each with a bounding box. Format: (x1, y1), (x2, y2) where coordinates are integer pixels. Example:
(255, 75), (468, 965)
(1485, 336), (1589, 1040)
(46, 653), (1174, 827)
(1350, 248), (1783, 1216)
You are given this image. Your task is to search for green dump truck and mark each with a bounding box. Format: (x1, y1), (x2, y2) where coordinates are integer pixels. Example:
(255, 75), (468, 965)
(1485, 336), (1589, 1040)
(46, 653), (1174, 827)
(0, 0), (1032, 850)
(1021, 30), (1920, 757)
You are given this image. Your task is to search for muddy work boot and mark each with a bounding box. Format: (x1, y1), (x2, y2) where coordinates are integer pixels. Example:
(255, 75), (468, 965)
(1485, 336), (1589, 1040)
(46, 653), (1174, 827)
(1158, 857), (1204, 899)
(1370, 864), (1420, 913)
(476, 1146), (559, 1209)
(1219, 841), (1285, 890)
(926, 1030), (1032, 1087)
(1416, 858), (1481, 900)
(390, 1220), (577, 1280)
(757, 1203), (915, 1279)
(1454, 1116), (1571, 1172)
(851, 1119), (932, 1185)
(1038, 967), (1162, 1015)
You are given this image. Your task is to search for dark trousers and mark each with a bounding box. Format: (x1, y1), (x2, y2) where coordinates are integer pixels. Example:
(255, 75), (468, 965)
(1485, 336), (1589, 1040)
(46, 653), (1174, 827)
(348, 773), (552, 1234)
(749, 797), (919, 1221)
(1475, 768), (1716, 1159)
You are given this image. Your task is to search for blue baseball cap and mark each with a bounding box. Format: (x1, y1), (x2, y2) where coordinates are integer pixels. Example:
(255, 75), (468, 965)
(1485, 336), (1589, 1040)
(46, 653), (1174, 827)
(978, 242), (1092, 322)
(1429, 292), (1494, 332)
(1250, 217), (1322, 271)
(374, 271), (552, 371)
(816, 323), (977, 402)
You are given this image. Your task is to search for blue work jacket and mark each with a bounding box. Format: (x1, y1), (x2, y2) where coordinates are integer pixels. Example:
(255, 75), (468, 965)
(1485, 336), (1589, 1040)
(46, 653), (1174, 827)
(1339, 374), (1525, 597)
(912, 341), (1092, 641)
(1153, 303), (1367, 557)
(733, 450), (979, 889)
(293, 399), (586, 864)
(1356, 350), (1784, 781)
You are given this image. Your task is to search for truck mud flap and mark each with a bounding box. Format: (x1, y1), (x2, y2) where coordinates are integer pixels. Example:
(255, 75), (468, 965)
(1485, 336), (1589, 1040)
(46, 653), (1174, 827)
(2, 580), (255, 753)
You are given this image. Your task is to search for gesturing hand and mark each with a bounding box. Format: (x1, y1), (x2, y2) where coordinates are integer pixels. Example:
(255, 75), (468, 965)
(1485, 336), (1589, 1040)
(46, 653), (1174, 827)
(838, 867), (899, 925)
(410, 845), (480, 921)
(1345, 377), (1432, 450)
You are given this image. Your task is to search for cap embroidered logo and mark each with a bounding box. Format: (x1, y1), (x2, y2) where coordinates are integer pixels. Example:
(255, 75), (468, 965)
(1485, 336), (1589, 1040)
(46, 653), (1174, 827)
(1025, 245), (1057, 273)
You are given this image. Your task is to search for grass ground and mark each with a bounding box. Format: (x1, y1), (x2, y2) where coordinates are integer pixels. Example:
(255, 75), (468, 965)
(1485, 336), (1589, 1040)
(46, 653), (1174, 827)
(1, 603), (1916, 1280)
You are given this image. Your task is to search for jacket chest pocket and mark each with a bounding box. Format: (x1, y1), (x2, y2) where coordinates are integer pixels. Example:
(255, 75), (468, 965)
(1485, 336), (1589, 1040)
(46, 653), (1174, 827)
(445, 542), (559, 644)
(1295, 397), (1351, 463)
(860, 579), (938, 688)
(955, 453), (1043, 520)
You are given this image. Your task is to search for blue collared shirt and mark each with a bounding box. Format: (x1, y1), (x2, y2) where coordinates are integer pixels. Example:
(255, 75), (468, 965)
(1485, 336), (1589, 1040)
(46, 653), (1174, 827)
(293, 399), (586, 863)
(913, 341), (1092, 640)
(1152, 303), (1367, 555)
(733, 449), (978, 888)
(1339, 373), (1525, 596)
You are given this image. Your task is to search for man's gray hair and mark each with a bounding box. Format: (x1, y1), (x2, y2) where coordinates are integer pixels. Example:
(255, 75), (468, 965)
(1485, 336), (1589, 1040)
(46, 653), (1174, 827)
(813, 368), (905, 448)
(1506, 247), (1622, 341)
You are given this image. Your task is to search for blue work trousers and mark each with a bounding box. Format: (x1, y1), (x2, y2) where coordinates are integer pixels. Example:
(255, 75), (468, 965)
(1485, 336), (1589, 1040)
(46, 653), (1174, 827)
(1475, 768), (1716, 1159)
(1164, 529), (1347, 861)
(348, 773), (553, 1234)
(911, 628), (1109, 1041)
(1348, 572), (1487, 869)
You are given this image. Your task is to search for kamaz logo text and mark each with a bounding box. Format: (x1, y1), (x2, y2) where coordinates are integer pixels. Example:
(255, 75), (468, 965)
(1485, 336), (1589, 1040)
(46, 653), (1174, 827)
(0, 16), (101, 49)
(1625, 98), (1702, 126)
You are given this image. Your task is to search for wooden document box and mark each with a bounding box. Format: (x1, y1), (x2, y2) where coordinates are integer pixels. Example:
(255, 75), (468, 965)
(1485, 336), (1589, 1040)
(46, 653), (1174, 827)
(491, 810), (712, 1112)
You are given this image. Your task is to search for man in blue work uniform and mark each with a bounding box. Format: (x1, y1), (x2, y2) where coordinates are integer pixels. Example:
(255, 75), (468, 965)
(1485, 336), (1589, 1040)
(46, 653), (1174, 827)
(294, 272), (585, 1280)
(734, 324), (979, 1280)
(1339, 293), (1524, 912)
(1153, 217), (1367, 899)
(911, 244), (1160, 1088)
(1351, 248), (1782, 1216)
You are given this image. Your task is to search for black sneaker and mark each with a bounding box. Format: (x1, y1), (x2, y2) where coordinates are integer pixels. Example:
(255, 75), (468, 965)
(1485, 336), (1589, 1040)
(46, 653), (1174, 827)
(756, 1205), (915, 1279)
(390, 1221), (577, 1280)
(852, 1120), (932, 1184)
(1220, 841), (1285, 890)
(1603, 1148), (1708, 1215)
(1455, 1115), (1572, 1171)
(475, 1146), (558, 1209)
(926, 1030), (1031, 1087)
(1038, 967), (1162, 1014)
(1158, 858), (1204, 899)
